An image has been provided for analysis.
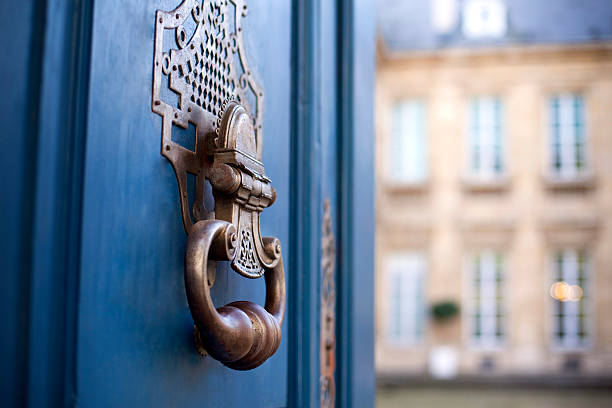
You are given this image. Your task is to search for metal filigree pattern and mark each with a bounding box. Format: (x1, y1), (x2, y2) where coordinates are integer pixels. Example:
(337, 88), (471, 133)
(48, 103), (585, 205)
(152, 0), (264, 233)
(320, 199), (336, 408)
(236, 227), (262, 276)
(155, 1), (285, 370)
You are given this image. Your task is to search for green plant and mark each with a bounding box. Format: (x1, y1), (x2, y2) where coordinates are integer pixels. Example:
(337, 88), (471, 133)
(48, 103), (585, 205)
(431, 300), (459, 322)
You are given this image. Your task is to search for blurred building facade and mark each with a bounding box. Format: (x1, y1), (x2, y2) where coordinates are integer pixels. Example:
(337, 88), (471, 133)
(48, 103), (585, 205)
(376, 0), (612, 380)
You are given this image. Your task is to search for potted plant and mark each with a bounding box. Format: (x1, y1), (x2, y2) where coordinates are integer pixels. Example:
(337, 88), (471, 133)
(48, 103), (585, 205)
(428, 300), (460, 379)
(431, 300), (459, 323)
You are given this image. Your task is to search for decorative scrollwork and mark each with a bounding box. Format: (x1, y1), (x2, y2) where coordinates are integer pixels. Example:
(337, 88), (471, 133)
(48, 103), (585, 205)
(320, 199), (336, 408)
(152, 0), (264, 234)
(236, 227), (263, 277)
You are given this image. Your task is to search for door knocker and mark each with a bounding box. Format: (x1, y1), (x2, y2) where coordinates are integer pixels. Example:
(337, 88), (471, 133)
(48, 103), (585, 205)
(152, 0), (284, 370)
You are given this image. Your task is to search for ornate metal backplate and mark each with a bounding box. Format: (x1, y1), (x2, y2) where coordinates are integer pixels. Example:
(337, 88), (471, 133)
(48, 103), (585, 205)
(152, 0), (264, 234)
(152, 1), (284, 370)
(320, 199), (337, 408)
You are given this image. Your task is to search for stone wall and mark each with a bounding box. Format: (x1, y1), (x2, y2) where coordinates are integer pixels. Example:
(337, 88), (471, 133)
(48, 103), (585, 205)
(375, 43), (612, 378)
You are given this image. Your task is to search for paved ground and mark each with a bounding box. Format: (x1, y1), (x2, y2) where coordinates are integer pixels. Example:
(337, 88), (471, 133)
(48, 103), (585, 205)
(377, 387), (612, 408)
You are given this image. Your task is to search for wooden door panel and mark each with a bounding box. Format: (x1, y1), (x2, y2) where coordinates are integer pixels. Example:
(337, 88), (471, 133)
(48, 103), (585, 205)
(77, 1), (290, 406)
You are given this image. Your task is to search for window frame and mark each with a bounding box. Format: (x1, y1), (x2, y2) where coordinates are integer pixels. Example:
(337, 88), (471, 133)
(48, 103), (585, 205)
(466, 96), (506, 181)
(385, 252), (428, 347)
(543, 91), (594, 189)
(464, 250), (508, 351)
(386, 98), (429, 187)
(548, 248), (594, 352)
(547, 93), (590, 179)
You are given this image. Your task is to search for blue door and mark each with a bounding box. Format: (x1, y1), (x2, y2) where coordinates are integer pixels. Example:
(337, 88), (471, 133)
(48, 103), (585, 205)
(1, 1), (375, 406)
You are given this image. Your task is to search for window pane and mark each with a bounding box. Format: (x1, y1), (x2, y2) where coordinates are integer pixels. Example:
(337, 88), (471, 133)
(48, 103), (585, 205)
(387, 254), (426, 345)
(549, 94), (586, 177)
(471, 101), (481, 172)
(390, 100), (427, 183)
(470, 251), (504, 347)
(551, 97), (562, 172)
(470, 97), (504, 178)
(574, 96), (585, 171)
(551, 249), (591, 349)
(493, 99), (503, 172)
(462, 0), (507, 39)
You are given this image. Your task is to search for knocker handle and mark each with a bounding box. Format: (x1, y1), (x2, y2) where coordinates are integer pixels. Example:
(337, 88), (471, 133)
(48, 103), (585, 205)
(185, 220), (285, 370)
(152, 0), (283, 369)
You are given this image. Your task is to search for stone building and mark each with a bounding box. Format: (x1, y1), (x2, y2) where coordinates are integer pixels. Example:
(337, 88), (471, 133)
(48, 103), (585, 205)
(375, 0), (612, 380)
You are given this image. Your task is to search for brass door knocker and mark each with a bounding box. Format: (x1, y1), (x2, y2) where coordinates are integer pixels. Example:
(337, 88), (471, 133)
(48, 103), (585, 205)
(152, 0), (284, 370)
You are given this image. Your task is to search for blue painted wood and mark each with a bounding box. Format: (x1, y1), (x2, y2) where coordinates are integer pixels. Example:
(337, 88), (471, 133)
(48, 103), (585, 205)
(337, 0), (377, 407)
(1, 1), (93, 407)
(0, 2), (44, 406)
(74, 1), (290, 406)
(288, 0), (322, 406)
(289, 0), (376, 406)
(26, 1), (93, 406)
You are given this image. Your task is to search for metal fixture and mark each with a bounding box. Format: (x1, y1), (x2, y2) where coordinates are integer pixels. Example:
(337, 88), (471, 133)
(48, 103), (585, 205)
(152, 0), (284, 370)
(320, 199), (336, 407)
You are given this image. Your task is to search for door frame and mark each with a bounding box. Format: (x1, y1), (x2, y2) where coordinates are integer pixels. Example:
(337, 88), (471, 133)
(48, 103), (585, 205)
(289, 0), (375, 406)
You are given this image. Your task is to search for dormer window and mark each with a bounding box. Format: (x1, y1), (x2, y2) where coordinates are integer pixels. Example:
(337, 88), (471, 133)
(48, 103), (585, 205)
(462, 0), (507, 39)
(432, 0), (459, 34)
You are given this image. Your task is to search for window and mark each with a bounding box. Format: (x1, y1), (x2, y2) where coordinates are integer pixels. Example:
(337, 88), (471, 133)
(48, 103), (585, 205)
(549, 94), (587, 179)
(462, 0), (507, 39)
(387, 254), (426, 345)
(432, 0), (458, 34)
(551, 250), (591, 349)
(469, 251), (504, 347)
(469, 97), (504, 179)
(390, 100), (427, 183)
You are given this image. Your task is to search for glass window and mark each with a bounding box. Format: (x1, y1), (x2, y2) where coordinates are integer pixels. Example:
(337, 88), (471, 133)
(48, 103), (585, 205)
(469, 251), (505, 347)
(549, 94), (587, 178)
(469, 97), (504, 179)
(551, 250), (591, 349)
(387, 254), (426, 345)
(390, 100), (427, 183)
(432, 0), (458, 34)
(462, 0), (507, 39)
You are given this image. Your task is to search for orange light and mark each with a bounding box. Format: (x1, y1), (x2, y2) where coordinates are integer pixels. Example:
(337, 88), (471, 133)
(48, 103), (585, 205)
(550, 281), (583, 302)
(550, 281), (568, 301)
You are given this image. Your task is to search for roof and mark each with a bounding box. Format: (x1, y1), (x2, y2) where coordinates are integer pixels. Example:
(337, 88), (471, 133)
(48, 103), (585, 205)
(378, 0), (612, 52)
